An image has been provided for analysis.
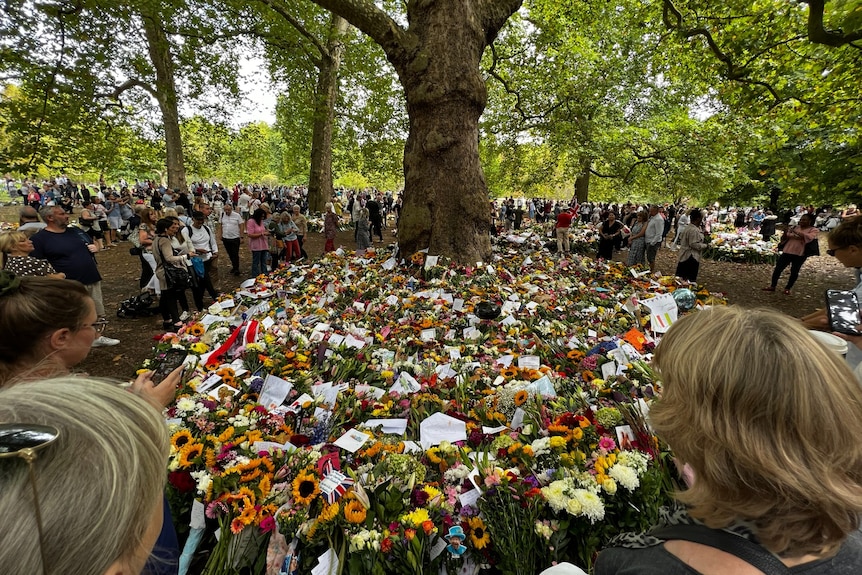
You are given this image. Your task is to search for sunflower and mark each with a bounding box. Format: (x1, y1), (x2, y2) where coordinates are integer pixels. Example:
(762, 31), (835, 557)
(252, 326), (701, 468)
(215, 367), (236, 378)
(217, 426), (235, 443)
(188, 323), (205, 337)
(171, 429), (194, 451)
(319, 501), (340, 522)
(291, 469), (320, 506)
(581, 370), (595, 382)
(567, 349), (585, 361)
(514, 389), (529, 407)
(468, 516), (490, 549)
(178, 442), (204, 468)
(239, 504), (257, 525)
(344, 499), (367, 524)
(501, 367), (519, 379)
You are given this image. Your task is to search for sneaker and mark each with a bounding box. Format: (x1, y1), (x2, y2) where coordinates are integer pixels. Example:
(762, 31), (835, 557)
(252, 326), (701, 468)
(179, 311), (190, 321)
(762, 286), (776, 292)
(92, 336), (120, 347)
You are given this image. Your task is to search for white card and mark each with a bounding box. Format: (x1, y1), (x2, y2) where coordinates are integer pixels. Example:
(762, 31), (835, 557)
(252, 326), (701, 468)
(333, 428), (371, 453)
(518, 355), (541, 369)
(360, 419), (409, 435)
(259, 374), (293, 411)
(452, 298), (464, 311)
(420, 328), (436, 341)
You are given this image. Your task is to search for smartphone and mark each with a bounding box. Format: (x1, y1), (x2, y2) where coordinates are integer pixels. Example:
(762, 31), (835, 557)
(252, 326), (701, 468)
(151, 349), (187, 385)
(825, 290), (862, 336)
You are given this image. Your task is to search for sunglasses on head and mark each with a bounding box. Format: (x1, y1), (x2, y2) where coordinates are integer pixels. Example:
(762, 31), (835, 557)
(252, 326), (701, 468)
(0, 424), (60, 575)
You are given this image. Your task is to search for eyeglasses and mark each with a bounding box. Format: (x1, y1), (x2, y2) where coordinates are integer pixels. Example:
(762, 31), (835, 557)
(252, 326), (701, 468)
(83, 319), (109, 333)
(0, 424), (60, 575)
(827, 247), (845, 257)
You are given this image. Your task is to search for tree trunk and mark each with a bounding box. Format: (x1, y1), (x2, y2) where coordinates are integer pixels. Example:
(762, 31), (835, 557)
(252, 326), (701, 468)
(394, 2), (492, 263)
(141, 13), (186, 192)
(574, 157), (591, 203)
(308, 15), (349, 213)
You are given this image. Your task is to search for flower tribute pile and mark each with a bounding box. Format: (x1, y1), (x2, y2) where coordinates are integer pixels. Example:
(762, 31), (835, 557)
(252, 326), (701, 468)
(152, 246), (726, 575)
(703, 227), (779, 264)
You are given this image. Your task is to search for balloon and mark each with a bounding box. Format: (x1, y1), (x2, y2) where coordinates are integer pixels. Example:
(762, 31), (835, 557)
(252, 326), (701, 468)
(673, 288), (696, 312)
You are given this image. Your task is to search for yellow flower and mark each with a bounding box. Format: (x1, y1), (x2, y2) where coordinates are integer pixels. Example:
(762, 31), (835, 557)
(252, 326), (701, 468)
(239, 504), (257, 525)
(403, 507), (430, 527)
(344, 499), (367, 524)
(514, 389), (529, 406)
(292, 469), (320, 506)
(319, 501), (340, 523)
(571, 427), (584, 441)
(217, 426), (235, 443)
(468, 516), (490, 549)
(178, 442), (203, 468)
(171, 429), (194, 451)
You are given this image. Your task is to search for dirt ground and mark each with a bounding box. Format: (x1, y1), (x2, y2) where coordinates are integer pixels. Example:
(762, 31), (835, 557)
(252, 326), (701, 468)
(1, 206), (854, 378)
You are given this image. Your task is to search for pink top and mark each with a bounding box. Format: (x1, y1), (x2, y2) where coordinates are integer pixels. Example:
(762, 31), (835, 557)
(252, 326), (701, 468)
(246, 218), (269, 252)
(782, 225), (819, 256)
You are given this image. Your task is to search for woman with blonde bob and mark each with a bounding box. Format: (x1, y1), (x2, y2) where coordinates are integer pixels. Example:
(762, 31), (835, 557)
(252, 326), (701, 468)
(0, 377), (169, 575)
(596, 306), (862, 574)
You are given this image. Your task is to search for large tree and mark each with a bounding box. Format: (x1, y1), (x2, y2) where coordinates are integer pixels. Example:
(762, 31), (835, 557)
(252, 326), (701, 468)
(305, 0), (522, 263)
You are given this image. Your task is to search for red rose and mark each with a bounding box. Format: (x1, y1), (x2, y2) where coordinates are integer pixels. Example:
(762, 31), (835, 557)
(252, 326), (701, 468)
(168, 470), (196, 493)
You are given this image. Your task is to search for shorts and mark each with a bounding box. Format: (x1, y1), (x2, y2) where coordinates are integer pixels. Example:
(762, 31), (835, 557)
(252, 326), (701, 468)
(646, 242), (660, 263)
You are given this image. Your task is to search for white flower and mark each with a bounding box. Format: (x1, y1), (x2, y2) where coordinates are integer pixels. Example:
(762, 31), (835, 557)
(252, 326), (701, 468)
(175, 397), (196, 414)
(541, 479), (571, 513)
(574, 489), (605, 522)
(190, 470), (212, 495)
(609, 464), (640, 491)
(531, 437), (551, 457)
(602, 478), (618, 495)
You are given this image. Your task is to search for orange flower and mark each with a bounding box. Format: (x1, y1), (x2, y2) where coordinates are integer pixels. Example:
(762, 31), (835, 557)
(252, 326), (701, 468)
(567, 349), (585, 361)
(188, 323), (205, 337)
(422, 520), (435, 535)
(514, 390), (529, 406)
(405, 528), (416, 541)
(581, 370), (594, 382)
(344, 499), (367, 524)
(501, 367), (519, 379)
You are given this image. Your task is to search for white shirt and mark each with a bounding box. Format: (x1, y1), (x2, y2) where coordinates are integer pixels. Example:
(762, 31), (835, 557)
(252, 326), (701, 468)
(238, 193), (251, 213)
(189, 224), (218, 261)
(220, 211), (243, 239)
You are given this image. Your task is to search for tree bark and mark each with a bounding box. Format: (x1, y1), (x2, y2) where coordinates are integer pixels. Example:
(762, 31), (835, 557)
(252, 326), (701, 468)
(308, 15), (349, 213)
(307, 0), (522, 264)
(141, 12), (186, 191)
(574, 157), (591, 203)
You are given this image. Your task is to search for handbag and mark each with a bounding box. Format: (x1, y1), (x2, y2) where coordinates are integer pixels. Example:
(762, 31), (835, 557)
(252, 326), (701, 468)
(804, 236), (820, 258)
(164, 263), (191, 289)
(776, 233), (788, 252)
(650, 524), (791, 575)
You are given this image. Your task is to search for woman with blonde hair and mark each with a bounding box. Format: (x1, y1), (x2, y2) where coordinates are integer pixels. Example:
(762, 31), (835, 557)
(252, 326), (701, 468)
(0, 231), (64, 278)
(0, 377), (169, 575)
(596, 306), (862, 574)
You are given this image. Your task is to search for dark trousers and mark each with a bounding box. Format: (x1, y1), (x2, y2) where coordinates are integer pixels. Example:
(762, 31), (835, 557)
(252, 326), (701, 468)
(675, 256), (700, 282)
(191, 259), (218, 310)
(159, 287), (182, 322)
(771, 253), (806, 289)
(371, 219), (383, 240)
(297, 234), (308, 259)
(222, 237), (240, 272)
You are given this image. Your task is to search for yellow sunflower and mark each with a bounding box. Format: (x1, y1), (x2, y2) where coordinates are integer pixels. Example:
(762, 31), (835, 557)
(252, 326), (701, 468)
(468, 516), (490, 549)
(344, 499), (367, 524)
(514, 389), (529, 407)
(170, 429), (194, 451)
(319, 501), (340, 523)
(567, 349), (585, 361)
(239, 504), (257, 525)
(501, 367), (519, 379)
(188, 323), (205, 337)
(178, 442), (204, 468)
(291, 469), (320, 506)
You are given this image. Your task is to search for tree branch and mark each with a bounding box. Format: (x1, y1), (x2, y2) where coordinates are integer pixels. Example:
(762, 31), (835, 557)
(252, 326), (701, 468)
(304, 0), (406, 58)
(804, 0), (862, 47)
(257, 0), (329, 59)
(478, 0), (523, 45)
(97, 78), (158, 100)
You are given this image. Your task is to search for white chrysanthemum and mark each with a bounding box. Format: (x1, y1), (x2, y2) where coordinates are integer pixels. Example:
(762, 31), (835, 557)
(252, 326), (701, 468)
(541, 480), (570, 513)
(190, 470), (212, 495)
(575, 489), (605, 523)
(617, 450), (649, 474)
(609, 464), (640, 491)
(175, 397), (196, 414)
(444, 465), (471, 483)
(531, 437), (551, 457)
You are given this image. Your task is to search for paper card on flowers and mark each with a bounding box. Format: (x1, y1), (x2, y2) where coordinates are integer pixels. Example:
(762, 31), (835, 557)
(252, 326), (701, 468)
(424, 255), (439, 269)
(190, 499), (205, 530)
(435, 363), (457, 380)
(642, 293), (678, 333)
(199, 314), (223, 326)
(316, 452), (341, 475)
(459, 488), (481, 508)
(601, 361), (617, 380)
(196, 373), (221, 393)
(381, 257), (397, 270)
(311, 547), (339, 575)
(207, 383), (238, 400)
(319, 469), (354, 504)
(421, 328), (436, 341)
(355, 384), (385, 400)
(511, 407), (526, 430)
(452, 298), (464, 311)
(390, 372), (421, 394)
(446, 346), (462, 360)
(333, 428), (371, 453)
(384, 294), (399, 306)
(286, 393), (314, 414)
(359, 418), (408, 435)
(518, 355), (541, 369)
(501, 315), (517, 326)
(327, 333), (345, 347)
(221, 297), (236, 308)
(403, 440), (422, 453)
(495, 354), (514, 368)
(260, 316), (275, 330)
(615, 425), (635, 450)
(344, 334), (366, 349)
(259, 374), (293, 411)
(430, 537), (448, 561)
(419, 412), (467, 449)
(352, 301), (366, 311)
(531, 375), (557, 397)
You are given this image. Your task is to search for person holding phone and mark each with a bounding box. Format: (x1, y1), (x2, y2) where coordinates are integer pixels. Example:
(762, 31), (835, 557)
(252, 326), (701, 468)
(763, 212), (818, 295)
(802, 216), (862, 369)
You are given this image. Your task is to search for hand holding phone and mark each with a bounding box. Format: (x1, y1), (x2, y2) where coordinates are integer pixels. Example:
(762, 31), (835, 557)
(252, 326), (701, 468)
(825, 290), (862, 336)
(151, 349), (187, 385)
